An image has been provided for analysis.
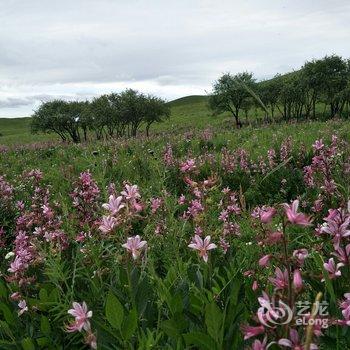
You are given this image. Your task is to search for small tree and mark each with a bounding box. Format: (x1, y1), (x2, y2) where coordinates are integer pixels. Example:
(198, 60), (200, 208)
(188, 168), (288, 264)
(209, 72), (256, 128)
(84, 95), (118, 140)
(31, 100), (87, 143)
(302, 55), (349, 118)
(143, 96), (170, 137)
(258, 75), (282, 121)
(116, 89), (169, 137)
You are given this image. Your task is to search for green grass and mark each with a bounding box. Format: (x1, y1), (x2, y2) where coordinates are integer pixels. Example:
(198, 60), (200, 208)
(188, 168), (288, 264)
(0, 93), (347, 147)
(0, 96), (226, 145)
(0, 117), (58, 145)
(1, 99), (350, 349)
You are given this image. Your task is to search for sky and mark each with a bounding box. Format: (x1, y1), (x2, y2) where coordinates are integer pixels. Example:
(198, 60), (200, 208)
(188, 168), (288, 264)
(0, 0), (349, 117)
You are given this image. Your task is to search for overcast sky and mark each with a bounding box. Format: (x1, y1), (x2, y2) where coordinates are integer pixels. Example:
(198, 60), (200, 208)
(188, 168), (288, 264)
(0, 0), (349, 117)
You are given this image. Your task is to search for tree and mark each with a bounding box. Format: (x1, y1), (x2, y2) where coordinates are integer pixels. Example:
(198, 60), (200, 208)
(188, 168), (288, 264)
(258, 75), (282, 121)
(84, 95), (118, 140)
(31, 100), (87, 143)
(301, 61), (322, 118)
(302, 55), (349, 118)
(143, 96), (170, 137)
(31, 90), (170, 142)
(116, 89), (169, 137)
(117, 89), (146, 137)
(209, 72), (256, 128)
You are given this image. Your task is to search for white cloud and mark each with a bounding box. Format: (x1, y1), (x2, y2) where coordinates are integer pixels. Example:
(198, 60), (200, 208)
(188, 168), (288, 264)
(0, 0), (349, 116)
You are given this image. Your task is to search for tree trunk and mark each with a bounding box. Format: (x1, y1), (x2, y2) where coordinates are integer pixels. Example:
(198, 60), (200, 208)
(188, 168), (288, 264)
(146, 122), (153, 137)
(233, 107), (242, 128)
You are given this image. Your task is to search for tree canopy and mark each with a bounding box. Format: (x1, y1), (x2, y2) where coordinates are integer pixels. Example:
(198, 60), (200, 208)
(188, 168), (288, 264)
(31, 90), (170, 143)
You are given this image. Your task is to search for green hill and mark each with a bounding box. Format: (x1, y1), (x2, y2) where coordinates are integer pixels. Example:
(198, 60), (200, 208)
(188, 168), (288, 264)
(0, 69), (328, 146)
(0, 95), (228, 146)
(0, 117), (58, 145)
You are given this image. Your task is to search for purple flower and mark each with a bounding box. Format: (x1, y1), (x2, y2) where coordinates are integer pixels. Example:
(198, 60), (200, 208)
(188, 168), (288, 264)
(122, 235), (147, 260)
(283, 200), (312, 226)
(66, 302), (92, 333)
(188, 235), (217, 263)
(323, 258), (344, 280)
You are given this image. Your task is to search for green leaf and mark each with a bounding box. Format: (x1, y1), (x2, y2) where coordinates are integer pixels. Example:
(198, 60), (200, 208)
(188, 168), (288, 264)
(183, 331), (217, 350)
(39, 289), (48, 302)
(0, 280), (8, 299)
(0, 320), (14, 338)
(36, 337), (50, 348)
(168, 293), (183, 315)
(40, 316), (51, 336)
(48, 289), (59, 302)
(205, 302), (223, 344)
(21, 338), (35, 350)
(122, 308), (137, 340)
(0, 302), (15, 326)
(105, 291), (124, 330)
(161, 315), (187, 339)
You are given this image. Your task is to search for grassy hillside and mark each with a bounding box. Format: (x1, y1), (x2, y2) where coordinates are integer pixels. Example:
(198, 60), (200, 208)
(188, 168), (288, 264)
(1, 102), (350, 349)
(0, 96), (229, 146)
(0, 86), (341, 146)
(0, 117), (58, 145)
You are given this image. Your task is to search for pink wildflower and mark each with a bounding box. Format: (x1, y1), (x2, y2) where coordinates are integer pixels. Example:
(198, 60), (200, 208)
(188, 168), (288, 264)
(18, 300), (28, 316)
(188, 235), (217, 263)
(121, 184), (141, 201)
(292, 269), (303, 291)
(293, 249), (308, 266)
(66, 302), (92, 333)
(278, 328), (317, 349)
(98, 215), (117, 234)
(323, 258), (344, 279)
(258, 255), (272, 267)
(102, 195), (124, 215)
(122, 235), (147, 260)
(269, 267), (289, 290)
(241, 324), (265, 340)
(283, 200), (312, 226)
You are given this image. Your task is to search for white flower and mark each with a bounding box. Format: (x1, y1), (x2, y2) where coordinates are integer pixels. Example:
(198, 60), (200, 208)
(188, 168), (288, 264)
(5, 252), (15, 260)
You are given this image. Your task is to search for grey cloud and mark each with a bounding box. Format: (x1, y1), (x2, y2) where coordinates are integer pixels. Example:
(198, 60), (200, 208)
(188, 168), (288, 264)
(0, 0), (349, 116)
(0, 94), (94, 109)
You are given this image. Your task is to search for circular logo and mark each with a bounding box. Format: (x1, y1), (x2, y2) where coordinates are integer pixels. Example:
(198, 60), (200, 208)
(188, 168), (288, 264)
(257, 299), (293, 327)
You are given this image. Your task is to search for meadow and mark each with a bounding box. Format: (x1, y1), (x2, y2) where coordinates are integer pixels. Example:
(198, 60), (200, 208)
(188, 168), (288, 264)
(0, 96), (220, 146)
(1, 103), (350, 349)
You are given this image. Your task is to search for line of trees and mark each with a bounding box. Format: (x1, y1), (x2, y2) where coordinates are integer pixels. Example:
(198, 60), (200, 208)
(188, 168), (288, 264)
(31, 89), (170, 143)
(209, 55), (350, 128)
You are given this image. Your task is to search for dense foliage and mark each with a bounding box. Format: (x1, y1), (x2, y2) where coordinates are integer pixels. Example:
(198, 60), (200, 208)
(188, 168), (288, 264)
(210, 55), (350, 127)
(1, 121), (350, 349)
(31, 89), (170, 143)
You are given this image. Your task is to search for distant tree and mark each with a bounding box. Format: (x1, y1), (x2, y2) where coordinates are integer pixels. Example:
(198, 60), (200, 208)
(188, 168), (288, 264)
(302, 55), (349, 118)
(301, 61), (323, 118)
(274, 74), (306, 120)
(31, 90), (169, 142)
(31, 100), (87, 143)
(320, 55), (349, 117)
(335, 83), (350, 118)
(84, 95), (117, 140)
(258, 75), (282, 121)
(209, 72), (256, 128)
(108, 93), (127, 137)
(117, 89), (145, 137)
(241, 97), (254, 125)
(117, 89), (169, 137)
(143, 96), (170, 137)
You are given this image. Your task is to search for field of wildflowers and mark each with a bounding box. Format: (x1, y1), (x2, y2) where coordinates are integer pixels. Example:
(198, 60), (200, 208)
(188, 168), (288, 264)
(1, 120), (350, 349)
